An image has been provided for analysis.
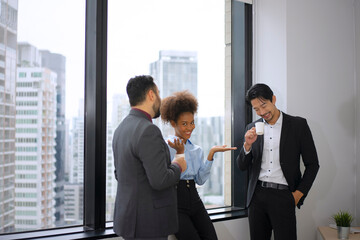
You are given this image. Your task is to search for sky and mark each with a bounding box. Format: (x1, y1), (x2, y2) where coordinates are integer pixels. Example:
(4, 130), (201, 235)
(17, 0), (225, 120)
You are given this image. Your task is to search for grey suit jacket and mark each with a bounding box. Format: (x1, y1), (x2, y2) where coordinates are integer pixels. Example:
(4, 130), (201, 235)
(237, 113), (319, 208)
(112, 109), (181, 238)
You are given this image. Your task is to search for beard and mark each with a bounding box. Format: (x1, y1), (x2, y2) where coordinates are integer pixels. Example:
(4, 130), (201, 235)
(152, 99), (161, 119)
(153, 107), (160, 119)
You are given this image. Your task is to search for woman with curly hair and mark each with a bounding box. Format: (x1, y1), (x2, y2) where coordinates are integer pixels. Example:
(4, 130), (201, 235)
(160, 90), (236, 240)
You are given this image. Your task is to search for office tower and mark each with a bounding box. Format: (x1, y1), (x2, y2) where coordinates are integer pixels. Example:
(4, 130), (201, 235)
(63, 183), (83, 225)
(194, 116), (225, 207)
(0, 0), (18, 233)
(111, 93), (130, 130)
(105, 122), (116, 221)
(65, 99), (84, 224)
(40, 50), (66, 227)
(150, 50), (198, 99)
(70, 99), (84, 185)
(64, 120), (71, 182)
(150, 50), (198, 136)
(15, 43), (57, 230)
(105, 94), (129, 221)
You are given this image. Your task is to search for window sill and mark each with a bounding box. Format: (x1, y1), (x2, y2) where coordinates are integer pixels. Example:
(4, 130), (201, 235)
(0, 207), (247, 240)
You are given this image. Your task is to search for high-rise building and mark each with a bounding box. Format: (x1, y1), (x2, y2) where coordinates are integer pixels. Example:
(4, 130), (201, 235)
(0, 0), (18, 233)
(40, 50), (66, 227)
(111, 93), (130, 130)
(64, 183), (83, 225)
(193, 116), (225, 207)
(64, 120), (71, 182)
(65, 99), (84, 224)
(106, 94), (129, 221)
(150, 50), (198, 99)
(15, 43), (57, 231)
(70, 99), (84, 184)
(150, 50), (198, 136)
(105, 122), (116, 221)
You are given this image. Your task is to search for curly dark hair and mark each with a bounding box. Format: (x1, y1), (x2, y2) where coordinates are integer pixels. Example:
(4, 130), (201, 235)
(160, 90), (198, 123)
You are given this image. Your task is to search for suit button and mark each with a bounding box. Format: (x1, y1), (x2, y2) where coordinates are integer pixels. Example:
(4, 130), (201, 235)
(186, 180), (189, 183)
(187, 185), (190, 188)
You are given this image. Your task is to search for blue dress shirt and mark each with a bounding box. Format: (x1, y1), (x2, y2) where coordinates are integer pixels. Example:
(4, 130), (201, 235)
(166, 136), (213, 185)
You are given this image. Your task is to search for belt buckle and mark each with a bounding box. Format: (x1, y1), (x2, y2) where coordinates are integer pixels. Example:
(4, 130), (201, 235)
(260, 181), (266, 187)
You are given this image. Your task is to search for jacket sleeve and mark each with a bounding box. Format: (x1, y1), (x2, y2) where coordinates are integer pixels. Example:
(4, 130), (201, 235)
(236, 123), (253, 171)
(138, 124), (181, 191)
(296, 119), (320, 197)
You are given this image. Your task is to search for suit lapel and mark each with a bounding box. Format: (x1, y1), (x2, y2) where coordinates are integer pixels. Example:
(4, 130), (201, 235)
(280, 113), (290, 162)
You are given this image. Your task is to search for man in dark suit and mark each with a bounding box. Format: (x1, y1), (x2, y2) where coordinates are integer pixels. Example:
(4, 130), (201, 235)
(112, 75), (187, 240)
(237, 83), (319, 240)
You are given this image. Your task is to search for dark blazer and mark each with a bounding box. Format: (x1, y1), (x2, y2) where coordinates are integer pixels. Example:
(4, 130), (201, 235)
(237, 112), (319, 208)
(112, 109), (181, 238)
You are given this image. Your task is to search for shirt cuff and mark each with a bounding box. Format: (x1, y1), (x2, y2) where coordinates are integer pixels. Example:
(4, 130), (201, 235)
(205, 158), (213, 167)
(243, 145), (251, 155)
(172, 162), (182, 173)
(175, 153), (185, 158)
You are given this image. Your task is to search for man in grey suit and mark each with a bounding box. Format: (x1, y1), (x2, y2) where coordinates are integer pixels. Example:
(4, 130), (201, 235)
(112, 75), (187, 240)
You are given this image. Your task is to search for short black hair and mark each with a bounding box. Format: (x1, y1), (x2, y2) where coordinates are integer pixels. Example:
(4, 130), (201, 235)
(126, 75), (157, 106)
(245, 83), (274, 105)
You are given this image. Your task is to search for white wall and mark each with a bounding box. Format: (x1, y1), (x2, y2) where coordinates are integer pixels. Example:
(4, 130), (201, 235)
(253, 0), (287, 111)
(251, 0), (360, 239)
(355, 0), (360, 229)
(287, 1), (357, 240)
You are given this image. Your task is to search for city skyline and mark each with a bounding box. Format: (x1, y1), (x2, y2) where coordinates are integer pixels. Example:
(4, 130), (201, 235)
(17, 0), (224, 120)
(0, 0), (226, 233)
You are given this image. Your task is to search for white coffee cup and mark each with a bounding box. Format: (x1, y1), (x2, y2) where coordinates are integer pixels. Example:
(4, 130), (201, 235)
(255, 122), (264, 135)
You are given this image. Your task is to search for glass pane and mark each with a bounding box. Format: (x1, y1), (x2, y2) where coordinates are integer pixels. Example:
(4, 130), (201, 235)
(0, 0), (85, 233)
(107, 0), (225, 221)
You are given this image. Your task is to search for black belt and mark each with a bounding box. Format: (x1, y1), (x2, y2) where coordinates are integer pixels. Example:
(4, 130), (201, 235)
(257, 180), (289, 190)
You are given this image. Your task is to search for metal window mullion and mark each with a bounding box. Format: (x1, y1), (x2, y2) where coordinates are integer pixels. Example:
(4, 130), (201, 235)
(231, 1), (253, 208)
(84, 0), (108, 231)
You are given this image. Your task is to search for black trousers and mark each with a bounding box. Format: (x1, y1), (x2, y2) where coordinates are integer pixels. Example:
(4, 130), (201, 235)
(248, 184), (297, 240)
(175, 180), (217, 240)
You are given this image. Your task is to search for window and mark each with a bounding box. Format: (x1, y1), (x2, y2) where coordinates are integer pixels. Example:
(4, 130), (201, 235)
(0, 0), (252, 238)
(106, 0), (226, 221)
(0, 0), (85, 234)
(30, 72), (41, 78)
(18, 72), (26, 78)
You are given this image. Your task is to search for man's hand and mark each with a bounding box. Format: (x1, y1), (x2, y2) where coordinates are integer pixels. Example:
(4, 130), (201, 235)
(244, 127), (258, 151)
(168, 138), (185, 154)
(292, 190), (304, 206)
(172, 156), (187, 173)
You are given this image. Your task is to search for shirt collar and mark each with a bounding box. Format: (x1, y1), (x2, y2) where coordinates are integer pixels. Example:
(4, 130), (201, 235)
(132, 108), (152, 122)
(264, 110), (283, 126)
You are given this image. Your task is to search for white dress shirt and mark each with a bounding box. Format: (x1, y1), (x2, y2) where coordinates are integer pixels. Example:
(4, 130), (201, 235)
(258, 111), (288, 185)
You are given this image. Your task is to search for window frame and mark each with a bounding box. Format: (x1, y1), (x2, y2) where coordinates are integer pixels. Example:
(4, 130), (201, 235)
(231, 0), (253, 209)
(0, 0), (252, 239)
